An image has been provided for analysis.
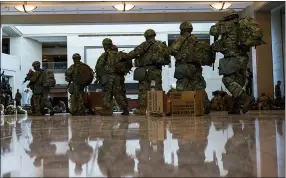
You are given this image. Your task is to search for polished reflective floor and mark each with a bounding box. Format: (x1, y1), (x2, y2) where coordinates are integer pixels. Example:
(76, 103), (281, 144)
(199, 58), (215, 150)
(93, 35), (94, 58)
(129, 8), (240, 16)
(1, 111), (285, 177)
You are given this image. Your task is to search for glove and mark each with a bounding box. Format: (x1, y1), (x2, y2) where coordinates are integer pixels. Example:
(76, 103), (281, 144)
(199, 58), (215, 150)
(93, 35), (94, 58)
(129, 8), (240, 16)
(94, 79), (100, 85)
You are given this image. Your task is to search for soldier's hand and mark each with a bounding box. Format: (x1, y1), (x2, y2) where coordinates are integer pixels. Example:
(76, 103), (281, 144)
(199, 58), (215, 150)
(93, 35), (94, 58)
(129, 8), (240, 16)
(94, 79), (100, 85)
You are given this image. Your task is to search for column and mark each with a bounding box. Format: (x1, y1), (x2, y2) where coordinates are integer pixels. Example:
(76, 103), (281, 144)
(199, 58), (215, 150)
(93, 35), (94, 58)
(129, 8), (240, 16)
(0, 25), (2, 70)
(254, 11), (274, 98)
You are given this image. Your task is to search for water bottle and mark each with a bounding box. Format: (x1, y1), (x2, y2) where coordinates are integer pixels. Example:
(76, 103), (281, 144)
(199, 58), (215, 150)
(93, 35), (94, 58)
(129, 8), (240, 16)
(151, 80), (156, 91)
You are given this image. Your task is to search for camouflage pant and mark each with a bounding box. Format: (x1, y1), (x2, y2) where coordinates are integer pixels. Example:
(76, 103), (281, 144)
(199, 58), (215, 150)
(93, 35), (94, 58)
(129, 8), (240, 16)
(138, 68), (162, 108)
(70, 84), (85, 115)
(102, 75), (128, 110)
(222, 55), (249, 99)
(31, 89), (53, 114)
(176, 65), (210, 106)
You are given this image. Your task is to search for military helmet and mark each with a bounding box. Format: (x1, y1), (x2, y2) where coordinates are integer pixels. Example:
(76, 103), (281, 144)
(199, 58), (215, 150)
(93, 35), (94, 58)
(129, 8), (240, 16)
(224, 9), (239, 20)
(102, 38), (113, 45)
(180, 21), (193, 31)
(72, 53), (81, 60)
(32, 61), (41, 67)
(144, 29), (156, 38)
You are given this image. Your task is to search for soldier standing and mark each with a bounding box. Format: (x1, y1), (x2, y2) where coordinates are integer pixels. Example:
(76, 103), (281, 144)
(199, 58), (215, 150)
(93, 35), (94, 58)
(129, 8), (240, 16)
(65, 53), (94, 116)
(210, 9), (264, 114)
(15, 89), (22, 106)
(125, 29), (170, 115)
(95, 39), (130, 115)
(26, 61), (55, 116)
(169, 21), (212, 114)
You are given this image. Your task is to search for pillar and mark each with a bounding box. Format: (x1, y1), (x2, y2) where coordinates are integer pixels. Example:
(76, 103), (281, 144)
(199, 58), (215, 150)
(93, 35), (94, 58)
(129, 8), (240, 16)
(254, 11), (274, 98)
(0, 25), (2, 70)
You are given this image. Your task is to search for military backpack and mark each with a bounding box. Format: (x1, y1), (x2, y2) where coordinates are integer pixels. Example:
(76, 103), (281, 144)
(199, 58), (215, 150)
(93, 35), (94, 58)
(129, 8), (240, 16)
(238, 17), (264, 47)
(74, 63), (94, 86)
(43, 70), (56, 87)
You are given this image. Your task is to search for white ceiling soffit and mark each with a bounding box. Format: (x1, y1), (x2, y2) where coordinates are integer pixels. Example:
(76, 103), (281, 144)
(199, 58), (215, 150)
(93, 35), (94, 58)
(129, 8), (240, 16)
(28, 36), (67, 43)
(14, 23), (215, 36)
(1, 1), (252, 15)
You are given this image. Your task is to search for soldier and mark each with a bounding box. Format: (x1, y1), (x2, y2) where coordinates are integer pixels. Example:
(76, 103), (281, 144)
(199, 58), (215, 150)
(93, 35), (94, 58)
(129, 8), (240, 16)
(124, 29), (170, 115)
(210, 9), (263, 114)
(95, 39), (130, 115)
(26, 61), (55, 116)
(169, 21), (211, 114)
(15, 89), (22, 106)
(65, 53), (94, 116)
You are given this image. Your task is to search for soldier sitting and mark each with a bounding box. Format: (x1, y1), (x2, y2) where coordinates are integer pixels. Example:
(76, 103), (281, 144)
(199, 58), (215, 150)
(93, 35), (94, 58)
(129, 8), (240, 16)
(257, 93), (273, 110)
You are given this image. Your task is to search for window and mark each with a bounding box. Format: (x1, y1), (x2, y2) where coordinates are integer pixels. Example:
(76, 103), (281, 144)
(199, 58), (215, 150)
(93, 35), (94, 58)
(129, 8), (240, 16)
(2, 38), (10, 55)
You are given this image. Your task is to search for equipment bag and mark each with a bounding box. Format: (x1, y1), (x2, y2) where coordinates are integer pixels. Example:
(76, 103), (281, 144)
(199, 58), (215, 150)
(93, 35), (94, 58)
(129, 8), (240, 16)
(238, 17), (264, 47)
(219, 57), (240, 76)
(75, 63), (94, 86)
(133, 67), (146, 81)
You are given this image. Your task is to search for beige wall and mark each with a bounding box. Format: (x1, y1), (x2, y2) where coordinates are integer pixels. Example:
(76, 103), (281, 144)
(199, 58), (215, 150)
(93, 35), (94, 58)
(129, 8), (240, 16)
(255, 11), (274, 97)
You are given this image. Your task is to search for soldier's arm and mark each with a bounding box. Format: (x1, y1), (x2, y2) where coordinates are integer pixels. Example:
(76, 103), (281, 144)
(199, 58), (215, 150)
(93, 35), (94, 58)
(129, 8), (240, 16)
(65, 65), (74, 82)
(209, 22), (221, 39)
(126, 42), (147, 60)
(169, 37), (183, 56)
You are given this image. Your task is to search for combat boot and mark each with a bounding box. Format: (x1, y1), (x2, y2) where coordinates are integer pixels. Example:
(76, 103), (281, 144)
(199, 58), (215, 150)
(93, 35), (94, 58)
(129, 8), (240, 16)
(204, 103), (211, 115)
(133, 107), (146, 115)
(98, 108), (113, 116)
(228, 98), (240, 114)
(49, 109), (55, 116)
(240, 93), (252, 114)
(121, 108), (129, 115)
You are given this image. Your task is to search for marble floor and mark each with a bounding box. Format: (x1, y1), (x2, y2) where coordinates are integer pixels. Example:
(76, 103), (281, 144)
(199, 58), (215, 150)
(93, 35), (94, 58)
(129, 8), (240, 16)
(0, 110), (285, 177)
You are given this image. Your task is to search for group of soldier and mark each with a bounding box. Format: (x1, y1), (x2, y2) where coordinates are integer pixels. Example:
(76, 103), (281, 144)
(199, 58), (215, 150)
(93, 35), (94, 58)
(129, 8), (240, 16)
(24, 8), (265, 116)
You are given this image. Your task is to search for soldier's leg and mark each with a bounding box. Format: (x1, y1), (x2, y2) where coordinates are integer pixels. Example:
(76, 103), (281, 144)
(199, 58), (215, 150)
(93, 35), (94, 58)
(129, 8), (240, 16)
(31, 94), (41, 115)
(176, 78), (188, 91)
(134, 80), (149, 115)
(114, 76), (129, 115)
(222, 73), (251, 114)
(101, 79), (114, 115)
(74, 85), (85, 114)
(192, 75), (211, 114)
(151, 69), (162, 90)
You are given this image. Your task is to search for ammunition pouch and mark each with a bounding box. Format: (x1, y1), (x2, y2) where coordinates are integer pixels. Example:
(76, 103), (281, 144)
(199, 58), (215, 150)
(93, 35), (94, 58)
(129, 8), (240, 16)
(219, 57), (240, 75)
(174, 64), (197, 79)
(133, 67), (147, 81)
(68, 83), (74, 94)
(100, 74), (110, 86)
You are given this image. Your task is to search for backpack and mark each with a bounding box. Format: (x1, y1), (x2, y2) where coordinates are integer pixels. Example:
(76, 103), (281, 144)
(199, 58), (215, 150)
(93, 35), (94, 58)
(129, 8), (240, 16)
(193, 41), (215, 66)
(74, 63), (94, 86)
(238, 17), (264, 47)
(135, 41), (170, 67)
(114, 52), (133, 75)
(43, 70), (56, 87)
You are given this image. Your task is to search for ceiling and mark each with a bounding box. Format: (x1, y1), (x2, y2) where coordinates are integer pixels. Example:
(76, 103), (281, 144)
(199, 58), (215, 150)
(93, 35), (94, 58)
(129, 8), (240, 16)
(1, 1), (252, 15)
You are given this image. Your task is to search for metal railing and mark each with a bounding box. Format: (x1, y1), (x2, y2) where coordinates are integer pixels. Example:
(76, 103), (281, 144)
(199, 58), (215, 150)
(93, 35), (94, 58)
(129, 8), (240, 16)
(42, 62), (67, 69)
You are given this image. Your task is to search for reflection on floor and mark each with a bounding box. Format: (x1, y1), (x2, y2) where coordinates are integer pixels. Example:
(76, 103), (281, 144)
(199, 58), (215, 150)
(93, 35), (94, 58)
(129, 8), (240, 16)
(0, 110), (285, 177)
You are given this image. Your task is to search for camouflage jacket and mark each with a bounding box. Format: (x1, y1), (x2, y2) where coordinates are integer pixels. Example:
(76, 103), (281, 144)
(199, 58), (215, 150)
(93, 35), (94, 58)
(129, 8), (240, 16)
(127, 39), (169, 67)
(65, 61), (83, 82)
(210, 19), (247, 56)
(169, 34), (198, 65)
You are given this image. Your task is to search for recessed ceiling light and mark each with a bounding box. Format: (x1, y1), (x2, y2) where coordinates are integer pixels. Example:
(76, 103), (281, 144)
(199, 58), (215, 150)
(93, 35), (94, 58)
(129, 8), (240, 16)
(113, 2), (135, 12)
(210, 2), (232, 10)
(14, 1), (37, 13)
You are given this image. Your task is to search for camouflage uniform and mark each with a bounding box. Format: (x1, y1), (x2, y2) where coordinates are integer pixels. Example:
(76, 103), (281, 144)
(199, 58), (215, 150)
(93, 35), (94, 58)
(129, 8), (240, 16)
(95, 39), (129, 115)
(126, 29), (168, 115)
(210, 9), (252, 114)
(169, 21), (211, 114)
(65, 53), (87, 116)
(28, 61), (55, 116)
(15, 89), (22, 106)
